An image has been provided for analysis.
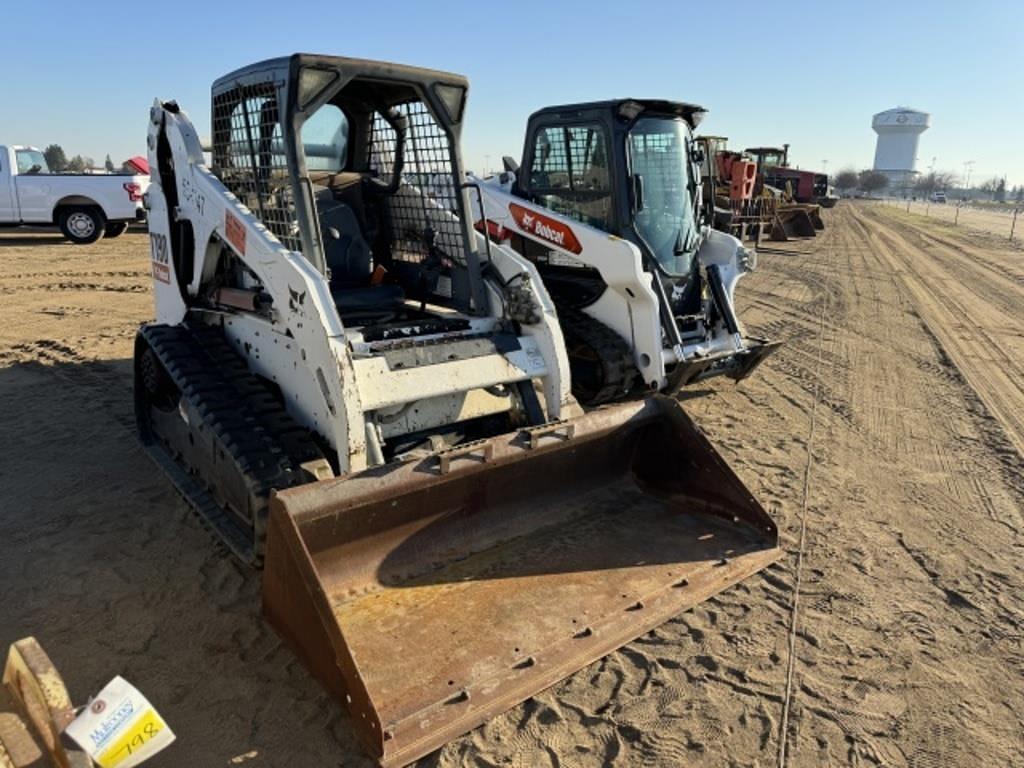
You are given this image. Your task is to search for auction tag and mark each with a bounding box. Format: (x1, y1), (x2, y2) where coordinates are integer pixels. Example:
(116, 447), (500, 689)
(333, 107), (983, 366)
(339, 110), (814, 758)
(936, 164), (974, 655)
(64, 676), (175, 768)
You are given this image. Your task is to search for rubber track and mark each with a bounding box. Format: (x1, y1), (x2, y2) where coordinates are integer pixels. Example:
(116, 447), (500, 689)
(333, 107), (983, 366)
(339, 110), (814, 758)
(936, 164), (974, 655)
(557, 306), (639, 406)
(136, 322), (322, 566)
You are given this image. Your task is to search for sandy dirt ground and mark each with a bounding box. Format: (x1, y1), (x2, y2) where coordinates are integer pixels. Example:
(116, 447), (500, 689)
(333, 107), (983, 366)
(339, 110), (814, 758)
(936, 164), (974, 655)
(1, 204), (1022, 767)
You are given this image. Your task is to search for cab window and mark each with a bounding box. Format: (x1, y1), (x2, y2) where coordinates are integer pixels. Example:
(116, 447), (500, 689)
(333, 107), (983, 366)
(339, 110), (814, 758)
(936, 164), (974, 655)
(529, 124), (612, 229)
(16, 150), (49, 175)
(301, 104), (348, 172)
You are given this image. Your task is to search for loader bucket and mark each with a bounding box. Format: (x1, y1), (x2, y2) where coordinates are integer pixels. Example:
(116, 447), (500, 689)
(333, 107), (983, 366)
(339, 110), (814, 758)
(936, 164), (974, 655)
(769, 217), (790, 241)
(772, 206), (818, 240)
(263, 397), (780, 767)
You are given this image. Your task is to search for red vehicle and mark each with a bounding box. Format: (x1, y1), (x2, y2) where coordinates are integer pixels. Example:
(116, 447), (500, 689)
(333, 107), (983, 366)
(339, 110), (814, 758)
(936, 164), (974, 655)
(745, 145), (837, 208)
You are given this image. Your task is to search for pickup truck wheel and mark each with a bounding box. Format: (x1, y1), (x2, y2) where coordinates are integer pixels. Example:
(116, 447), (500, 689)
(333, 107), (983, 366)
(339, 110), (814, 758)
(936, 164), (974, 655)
(104, 222), (129, 238)
(59, 206), (105, 244)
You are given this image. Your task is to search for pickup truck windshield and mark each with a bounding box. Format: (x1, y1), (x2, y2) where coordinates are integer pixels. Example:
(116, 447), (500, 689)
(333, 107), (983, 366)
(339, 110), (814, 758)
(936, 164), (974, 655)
(16, 150), (50, 175)
(628, 117), (699, 276)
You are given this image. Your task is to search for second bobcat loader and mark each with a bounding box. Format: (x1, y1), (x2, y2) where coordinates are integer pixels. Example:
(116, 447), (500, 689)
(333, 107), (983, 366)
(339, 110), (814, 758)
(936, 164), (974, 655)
(473, 100), (779, 406)
(135, 54), (780, 766)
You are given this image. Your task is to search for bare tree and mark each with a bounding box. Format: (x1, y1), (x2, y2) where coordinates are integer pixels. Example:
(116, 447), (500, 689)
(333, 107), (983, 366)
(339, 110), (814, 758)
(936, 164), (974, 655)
(65, 155), (87, 173)
(979, 176), (1001, 200)
(857, 170), (888, 195)
(914, 171), (955, 198)
(834, 168), (858, 193)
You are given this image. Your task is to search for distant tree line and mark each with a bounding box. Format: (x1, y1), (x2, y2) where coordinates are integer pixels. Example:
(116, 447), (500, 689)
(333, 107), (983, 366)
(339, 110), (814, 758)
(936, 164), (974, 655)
(912, 171), (955, 199)
(971, 177), (1024, 204)
(832, 168), (888, 195)
(42, 144), (119, 174)
(831, 166), (1020, 203)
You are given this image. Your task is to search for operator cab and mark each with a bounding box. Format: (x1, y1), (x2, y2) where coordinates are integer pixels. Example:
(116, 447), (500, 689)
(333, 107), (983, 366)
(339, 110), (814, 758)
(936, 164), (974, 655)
(210, 55), (483, 330)
(301, 101), (405, 322)
(511, 99), (708, 321)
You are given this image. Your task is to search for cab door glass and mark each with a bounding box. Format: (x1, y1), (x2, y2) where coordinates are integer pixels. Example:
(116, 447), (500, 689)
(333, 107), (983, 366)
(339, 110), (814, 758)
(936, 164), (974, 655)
(16, 150), (50, 175)
(628, 117), (698, 275)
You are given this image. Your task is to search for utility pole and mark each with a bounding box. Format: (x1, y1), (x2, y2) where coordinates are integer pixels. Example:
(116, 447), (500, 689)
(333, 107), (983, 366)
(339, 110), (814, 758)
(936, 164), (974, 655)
(963, 160), (975, 199)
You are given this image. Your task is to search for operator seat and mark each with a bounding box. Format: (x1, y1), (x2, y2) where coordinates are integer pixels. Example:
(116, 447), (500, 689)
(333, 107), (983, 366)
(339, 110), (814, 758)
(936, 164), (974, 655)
(313, 179), (404, 322)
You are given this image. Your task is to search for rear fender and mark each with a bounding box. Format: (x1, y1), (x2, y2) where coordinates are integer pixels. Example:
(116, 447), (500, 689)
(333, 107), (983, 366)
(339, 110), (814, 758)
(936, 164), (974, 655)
(51, 194), (104, 222)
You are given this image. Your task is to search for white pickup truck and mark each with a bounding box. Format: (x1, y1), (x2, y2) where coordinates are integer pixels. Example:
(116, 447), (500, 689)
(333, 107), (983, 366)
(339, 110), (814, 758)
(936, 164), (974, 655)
(0, 145), (149, 244)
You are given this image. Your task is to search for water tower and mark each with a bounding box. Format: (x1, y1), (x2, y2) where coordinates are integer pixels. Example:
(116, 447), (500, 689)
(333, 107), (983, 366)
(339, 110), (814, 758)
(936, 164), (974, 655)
(872, 107), (930, 191)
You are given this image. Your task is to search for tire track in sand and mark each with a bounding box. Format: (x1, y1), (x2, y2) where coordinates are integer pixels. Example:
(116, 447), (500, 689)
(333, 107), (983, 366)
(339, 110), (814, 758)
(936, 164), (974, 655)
(849, 205), (1024, 460)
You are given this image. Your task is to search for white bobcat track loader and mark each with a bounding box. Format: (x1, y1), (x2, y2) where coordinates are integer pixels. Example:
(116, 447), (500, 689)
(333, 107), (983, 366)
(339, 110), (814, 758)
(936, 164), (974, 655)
(137, 55), (576, 561)
(134, 55), (780, 767)
(473, 99), (780, 405)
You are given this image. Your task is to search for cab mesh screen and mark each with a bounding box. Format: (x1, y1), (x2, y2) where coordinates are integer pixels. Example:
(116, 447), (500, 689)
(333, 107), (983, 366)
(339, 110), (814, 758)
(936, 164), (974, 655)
(367, 101), (466, 266)
(212, 83), (302, 252)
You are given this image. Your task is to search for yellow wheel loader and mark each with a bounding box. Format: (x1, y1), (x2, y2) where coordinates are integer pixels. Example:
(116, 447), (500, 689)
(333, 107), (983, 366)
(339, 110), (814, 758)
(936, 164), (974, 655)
(135, 54), (781, 766)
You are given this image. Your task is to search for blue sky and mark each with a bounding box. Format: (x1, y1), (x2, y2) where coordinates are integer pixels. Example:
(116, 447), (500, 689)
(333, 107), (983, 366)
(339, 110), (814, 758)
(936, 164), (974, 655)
(4, 1), (1021, 187)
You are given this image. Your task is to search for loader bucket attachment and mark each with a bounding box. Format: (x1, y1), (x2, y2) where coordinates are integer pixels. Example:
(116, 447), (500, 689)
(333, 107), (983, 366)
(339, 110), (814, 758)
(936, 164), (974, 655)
(769, 217), (790, 241)
(263, 397), (780, 767)
(773, 206), (818, 239)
